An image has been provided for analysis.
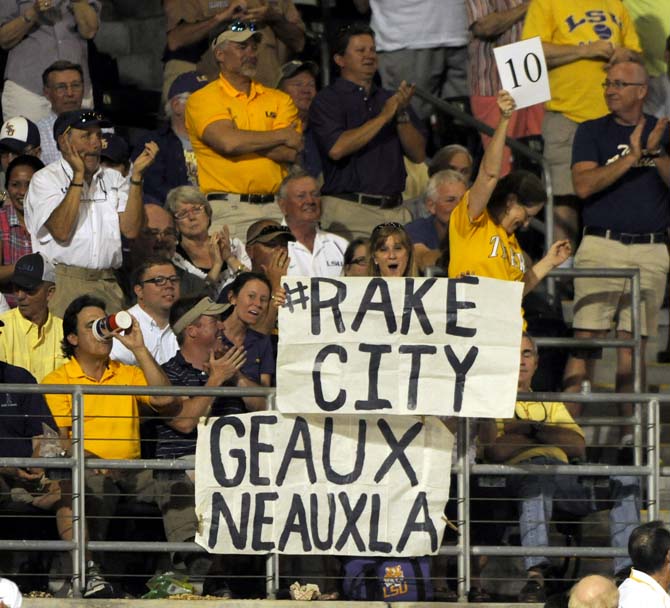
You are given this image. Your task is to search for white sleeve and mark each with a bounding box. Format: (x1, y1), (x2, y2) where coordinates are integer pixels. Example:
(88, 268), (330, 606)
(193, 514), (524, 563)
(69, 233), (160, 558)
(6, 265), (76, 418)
(24, 168), (66, 244)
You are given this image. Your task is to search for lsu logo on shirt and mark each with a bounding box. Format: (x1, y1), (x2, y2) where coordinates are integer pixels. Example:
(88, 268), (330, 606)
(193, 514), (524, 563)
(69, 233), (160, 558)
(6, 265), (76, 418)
(564, 10), (623, 40)
(488, 235), (526, 272)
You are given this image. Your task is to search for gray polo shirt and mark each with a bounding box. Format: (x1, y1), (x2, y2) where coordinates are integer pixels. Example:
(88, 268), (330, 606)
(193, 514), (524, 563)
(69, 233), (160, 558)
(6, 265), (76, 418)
(0, 0), (100, 95)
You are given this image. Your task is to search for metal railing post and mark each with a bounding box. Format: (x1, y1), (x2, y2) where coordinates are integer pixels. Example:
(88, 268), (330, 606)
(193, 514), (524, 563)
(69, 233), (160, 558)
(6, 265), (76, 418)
(648, 399), (660, 520)
(631, 270), (643, 468)
(456, 417), (470, 600)
(71, 387), (86, 597)
(266, 388), (278, 599)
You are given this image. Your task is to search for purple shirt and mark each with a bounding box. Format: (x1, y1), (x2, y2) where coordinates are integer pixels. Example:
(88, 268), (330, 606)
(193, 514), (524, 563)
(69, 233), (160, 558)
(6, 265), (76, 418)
(310, 78), (416, 197)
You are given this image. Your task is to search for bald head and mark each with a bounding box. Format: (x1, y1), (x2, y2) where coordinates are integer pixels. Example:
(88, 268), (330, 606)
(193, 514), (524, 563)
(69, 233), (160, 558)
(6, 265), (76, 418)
(568, 575), (618, 608)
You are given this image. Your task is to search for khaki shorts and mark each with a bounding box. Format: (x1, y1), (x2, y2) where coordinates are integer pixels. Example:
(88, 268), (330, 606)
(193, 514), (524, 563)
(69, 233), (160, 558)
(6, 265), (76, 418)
(542, 111), (579, 197)
(572, 235), (669, 337)
(208, 200), (283, 243)
(320, 195), (411, 241)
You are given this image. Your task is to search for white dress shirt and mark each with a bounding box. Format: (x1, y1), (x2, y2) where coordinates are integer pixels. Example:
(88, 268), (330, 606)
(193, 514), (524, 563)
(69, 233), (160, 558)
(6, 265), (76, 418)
(619, 568), (670, 608)
(110, 303), (178, 366)
(287, 228), (348, 278)
(24, 160), (129, 269)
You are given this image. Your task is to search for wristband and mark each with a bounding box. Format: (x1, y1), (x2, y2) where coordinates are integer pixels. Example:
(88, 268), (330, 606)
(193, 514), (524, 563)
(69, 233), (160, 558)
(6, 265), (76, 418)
(130, 178), (143, 186)
(396, 110), (410, 124)
(70, 182), (83, 188)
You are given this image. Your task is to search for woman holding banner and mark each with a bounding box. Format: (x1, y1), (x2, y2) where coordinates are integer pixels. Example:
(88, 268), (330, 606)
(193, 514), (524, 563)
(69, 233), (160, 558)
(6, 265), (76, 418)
(447, 90), (571, 294)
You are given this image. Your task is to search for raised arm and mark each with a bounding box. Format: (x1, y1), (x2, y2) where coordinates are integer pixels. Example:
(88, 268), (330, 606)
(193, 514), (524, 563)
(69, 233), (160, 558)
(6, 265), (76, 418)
(0, 1), (42, 50)
(242, 2), (305, 53)
(70, 0), (99, 40)
(165, 0), (245, 51)
(467, 91), (515, 219)
(119, 141), (158, 239)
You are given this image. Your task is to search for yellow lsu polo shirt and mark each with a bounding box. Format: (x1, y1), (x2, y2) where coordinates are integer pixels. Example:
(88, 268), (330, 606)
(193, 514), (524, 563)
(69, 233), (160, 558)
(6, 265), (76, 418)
(185, 74), (300, 195)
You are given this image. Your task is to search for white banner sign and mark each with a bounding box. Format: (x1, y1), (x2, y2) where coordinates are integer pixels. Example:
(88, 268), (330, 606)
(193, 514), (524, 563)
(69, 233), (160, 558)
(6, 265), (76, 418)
(195, 413), (453, 556)
(277, 276), (523, 418)
(494, 36), (551, 109)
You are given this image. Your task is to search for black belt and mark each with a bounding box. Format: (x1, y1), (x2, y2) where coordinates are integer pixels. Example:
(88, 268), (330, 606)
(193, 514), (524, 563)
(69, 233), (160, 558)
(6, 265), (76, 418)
(583, 226), (668, 245)
(207, 192), (275, 204)
(337, 192), (403, 208)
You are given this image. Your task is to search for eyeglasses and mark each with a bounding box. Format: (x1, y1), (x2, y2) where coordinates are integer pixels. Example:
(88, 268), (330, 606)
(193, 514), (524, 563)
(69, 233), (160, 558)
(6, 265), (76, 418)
(141, 275), (180, 287)
(350, 256), (368, 266)
(601, 79), (646, 90)
(227, 20), (257, 33)
(51, 82), (83, 94)
(174, 204), (207, 220)
(142, 228), (179, 240)
(246, 225), (293, 246)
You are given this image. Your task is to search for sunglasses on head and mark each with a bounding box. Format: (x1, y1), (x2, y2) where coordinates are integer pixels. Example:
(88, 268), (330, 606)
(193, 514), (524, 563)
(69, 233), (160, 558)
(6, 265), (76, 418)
(227, 20), (257, 33)
(371, 222), (403, 236)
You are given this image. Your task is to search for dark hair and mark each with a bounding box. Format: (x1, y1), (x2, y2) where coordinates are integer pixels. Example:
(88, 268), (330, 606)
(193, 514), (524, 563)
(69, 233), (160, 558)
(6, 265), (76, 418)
(169, 295), (208, 344)
(61, 295), (106, 359)
(228, 271), (272, 298)
(332, 23), (375, 58)
(344, 237), (368, 266)
(628, 521), (670, 575)
(42, 60), (83, 86)
(131, 256), (177, 287)
(487, 170), (547, 224)
(5, 154), (44, 189)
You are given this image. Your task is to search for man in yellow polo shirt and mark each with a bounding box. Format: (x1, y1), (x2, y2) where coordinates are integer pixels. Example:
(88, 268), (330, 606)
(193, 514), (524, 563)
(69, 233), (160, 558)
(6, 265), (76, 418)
(41, 294), (205, 598)
(481, 334), (639, 602)
(185, 21), (303, 241)
(0, 252), (65, 381)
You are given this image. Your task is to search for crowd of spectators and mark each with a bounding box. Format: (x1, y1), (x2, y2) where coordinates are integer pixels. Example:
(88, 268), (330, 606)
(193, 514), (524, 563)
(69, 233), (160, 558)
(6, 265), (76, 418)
(0, 0), (668, 602)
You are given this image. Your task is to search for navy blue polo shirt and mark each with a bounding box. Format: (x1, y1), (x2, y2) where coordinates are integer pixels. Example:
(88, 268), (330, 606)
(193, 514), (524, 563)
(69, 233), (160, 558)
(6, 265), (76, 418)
(0, 361), (56, 458)
(309, 77), (417, 197)
(572, 113), (670, 233)
(405, 215), (440, 249)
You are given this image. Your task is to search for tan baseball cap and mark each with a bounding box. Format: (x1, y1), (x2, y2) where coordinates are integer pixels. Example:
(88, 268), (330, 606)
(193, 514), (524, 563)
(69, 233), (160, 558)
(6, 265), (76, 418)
(212, 21), (262, 48)
(172, 297), (230, 335)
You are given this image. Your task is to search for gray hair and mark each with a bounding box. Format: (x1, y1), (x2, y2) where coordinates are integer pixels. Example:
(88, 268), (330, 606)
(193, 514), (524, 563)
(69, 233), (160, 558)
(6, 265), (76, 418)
(277, 168), (318, 201)
(165, 185), (212, 220)
(425, 169), (467, 201)
(429, 144), (473, 177)
(164, 92), (190, 119)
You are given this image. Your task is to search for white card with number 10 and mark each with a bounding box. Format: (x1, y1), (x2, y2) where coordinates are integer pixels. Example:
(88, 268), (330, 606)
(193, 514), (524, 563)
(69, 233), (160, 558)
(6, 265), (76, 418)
(493, 36), (551, 110)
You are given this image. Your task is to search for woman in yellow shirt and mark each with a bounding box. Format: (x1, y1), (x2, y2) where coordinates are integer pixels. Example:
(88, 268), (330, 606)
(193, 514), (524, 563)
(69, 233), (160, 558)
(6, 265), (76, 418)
(448, 91), (571, 295)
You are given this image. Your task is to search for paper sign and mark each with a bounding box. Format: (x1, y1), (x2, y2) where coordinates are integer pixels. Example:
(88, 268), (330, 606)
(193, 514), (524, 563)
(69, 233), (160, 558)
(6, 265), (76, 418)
(276, 276), (523, 418)
(494, 36), (551, 109)
(195, 413), (453, 556)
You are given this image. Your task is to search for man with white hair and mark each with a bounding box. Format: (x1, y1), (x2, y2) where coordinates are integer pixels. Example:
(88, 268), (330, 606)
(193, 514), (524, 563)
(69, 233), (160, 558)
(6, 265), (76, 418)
(405, 169), (468, 249)
(132, 71), (208, 205)
(185, 22), (302, 241)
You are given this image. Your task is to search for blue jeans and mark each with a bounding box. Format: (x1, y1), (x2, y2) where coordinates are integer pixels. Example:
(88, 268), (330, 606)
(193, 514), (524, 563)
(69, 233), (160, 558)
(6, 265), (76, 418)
(509, 456), (640, 573)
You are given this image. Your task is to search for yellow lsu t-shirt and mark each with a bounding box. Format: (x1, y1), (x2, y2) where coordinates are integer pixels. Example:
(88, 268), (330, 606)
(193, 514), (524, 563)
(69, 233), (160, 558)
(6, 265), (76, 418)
(448, 190), (526, 283)
(185, 74), (300, 195)
(522, 0), (641, 123)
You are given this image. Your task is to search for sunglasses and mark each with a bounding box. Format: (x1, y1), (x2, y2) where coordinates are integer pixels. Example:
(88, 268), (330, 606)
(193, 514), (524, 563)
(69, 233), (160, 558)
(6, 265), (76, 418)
(247, 225), (293, 246)
(227, 20), (257, 33)
(371, 222), (404, 236)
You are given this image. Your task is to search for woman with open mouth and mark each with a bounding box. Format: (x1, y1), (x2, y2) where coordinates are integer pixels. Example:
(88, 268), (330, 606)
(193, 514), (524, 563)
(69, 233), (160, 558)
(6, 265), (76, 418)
(220, 271), (276, 411)
(368, 222), (417, 277)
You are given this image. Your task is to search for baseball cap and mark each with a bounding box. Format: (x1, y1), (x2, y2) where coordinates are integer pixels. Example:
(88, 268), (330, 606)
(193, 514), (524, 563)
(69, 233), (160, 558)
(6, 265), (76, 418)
(12, 252), (56, 290)
(211, 20), (262, 48)
(246, 223), (295, 247)
(172, 297), (230, 335)
(53, 110), (113, 141)
(168, 71), (209, 100)
(276, 60), (319, 88)
(100, 133), (130, 164)
(0, 117), (40, 154)
(0, 577), (22, 608)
